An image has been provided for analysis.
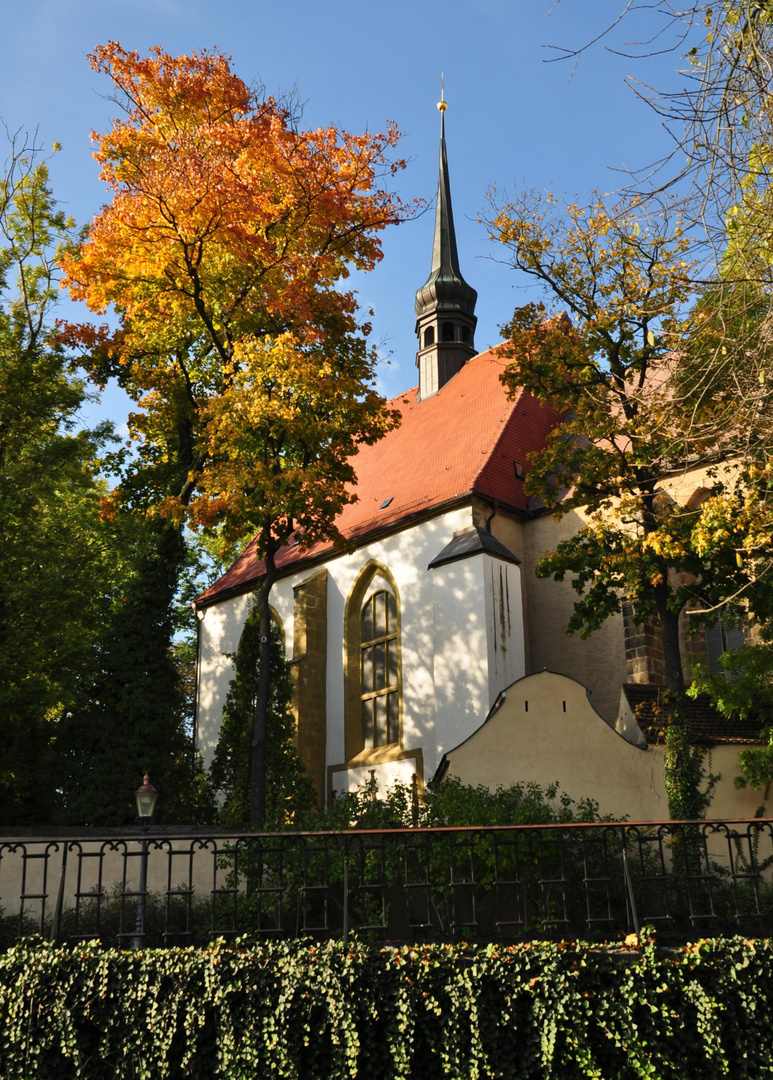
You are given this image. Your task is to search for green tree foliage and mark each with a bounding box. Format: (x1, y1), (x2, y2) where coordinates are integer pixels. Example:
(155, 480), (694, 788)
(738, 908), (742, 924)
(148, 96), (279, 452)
(487, 193), (753, 816)
(0, 135), (118, 824)
(523, 4), (773, 802)
(56, 519), (213, 827)
(323, 774), (608, 830)
(689, 641), (773, 797)
(490, 194), (717, 695)
(209, 607), (316, 829)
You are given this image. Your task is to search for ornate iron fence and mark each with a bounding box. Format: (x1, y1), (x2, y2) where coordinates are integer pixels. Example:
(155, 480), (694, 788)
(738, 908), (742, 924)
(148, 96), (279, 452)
(1, 819), (772, 948)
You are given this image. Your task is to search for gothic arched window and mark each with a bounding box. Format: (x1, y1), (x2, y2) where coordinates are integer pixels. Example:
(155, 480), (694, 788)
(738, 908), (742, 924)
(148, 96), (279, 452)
(343, 565), (402, 761)
(360, 590), (399, 747)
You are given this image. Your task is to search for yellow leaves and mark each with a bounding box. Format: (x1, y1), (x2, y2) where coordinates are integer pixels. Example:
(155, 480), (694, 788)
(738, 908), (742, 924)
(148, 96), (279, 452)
(491, 190), (696, 346)
(159, 495), (187, 526)
(98, 492), (121, 522)
(181, 328), (398, 537)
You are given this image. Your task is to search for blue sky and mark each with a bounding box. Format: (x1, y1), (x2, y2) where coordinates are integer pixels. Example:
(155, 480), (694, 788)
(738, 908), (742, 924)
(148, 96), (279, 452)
(1, 0), (692, 426)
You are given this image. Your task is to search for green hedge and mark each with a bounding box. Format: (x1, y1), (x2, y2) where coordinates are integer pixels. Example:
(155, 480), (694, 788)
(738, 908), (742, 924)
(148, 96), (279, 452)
(1, 936), (772, 1078)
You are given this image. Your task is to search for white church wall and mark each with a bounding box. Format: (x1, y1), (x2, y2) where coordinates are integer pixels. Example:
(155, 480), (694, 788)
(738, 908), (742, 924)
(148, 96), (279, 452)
(196, 505), (485, 785)
(330, 757), (420, 799)
(431, 553), (527, 769)
(431, 555), (491, 767)
(196, 591), (253, 766)
(319, 505), (473, 781)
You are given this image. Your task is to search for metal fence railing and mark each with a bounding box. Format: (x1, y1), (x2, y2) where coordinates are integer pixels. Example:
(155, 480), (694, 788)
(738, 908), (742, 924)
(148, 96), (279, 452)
(2, 818), (773, 948)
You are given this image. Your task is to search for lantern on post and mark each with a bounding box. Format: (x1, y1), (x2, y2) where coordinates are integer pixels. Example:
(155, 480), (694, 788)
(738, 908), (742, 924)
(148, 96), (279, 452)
(135, 774), (158, 821)
(132, 774), (158, 949)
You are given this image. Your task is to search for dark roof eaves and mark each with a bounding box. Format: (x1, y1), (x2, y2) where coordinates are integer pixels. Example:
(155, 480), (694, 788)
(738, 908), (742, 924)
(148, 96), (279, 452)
(195, 491), (485, 610)
(428, 526), (522, 571)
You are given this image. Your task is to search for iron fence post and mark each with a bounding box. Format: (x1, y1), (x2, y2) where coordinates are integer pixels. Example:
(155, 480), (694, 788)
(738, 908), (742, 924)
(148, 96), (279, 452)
(132, 837), (150, 950)
(620, 827), (641, 939)
(342, 835), (349, 947)
(50, 842), (68, 943)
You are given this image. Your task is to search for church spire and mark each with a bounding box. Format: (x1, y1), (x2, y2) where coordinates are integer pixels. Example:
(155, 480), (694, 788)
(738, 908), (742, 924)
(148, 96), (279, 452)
(414, 87), (477, 400)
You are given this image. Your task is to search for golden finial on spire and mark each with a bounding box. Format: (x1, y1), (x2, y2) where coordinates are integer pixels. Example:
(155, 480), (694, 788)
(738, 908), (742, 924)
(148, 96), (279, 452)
(437, 73), (447, 112)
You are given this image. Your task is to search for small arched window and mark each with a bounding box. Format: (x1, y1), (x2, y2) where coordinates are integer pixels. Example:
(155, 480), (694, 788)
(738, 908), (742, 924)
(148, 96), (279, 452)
(441, 321), (455, 342)
(360, 590), (399, 747)
(461, 326), (470, 345)
(424, 326), (435, 348)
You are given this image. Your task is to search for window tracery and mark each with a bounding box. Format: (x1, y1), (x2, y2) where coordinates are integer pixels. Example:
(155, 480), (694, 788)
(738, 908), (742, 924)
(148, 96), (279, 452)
(360, 589), (399, 747)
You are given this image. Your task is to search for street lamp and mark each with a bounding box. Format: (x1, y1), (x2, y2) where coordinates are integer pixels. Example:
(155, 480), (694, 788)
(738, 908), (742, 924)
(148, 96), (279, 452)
(135, 773), (158, 821)
(132, 774), (158, 949)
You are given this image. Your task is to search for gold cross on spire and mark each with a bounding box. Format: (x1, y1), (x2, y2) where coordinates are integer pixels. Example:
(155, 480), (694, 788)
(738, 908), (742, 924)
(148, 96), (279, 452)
(438, 73), (447, 112)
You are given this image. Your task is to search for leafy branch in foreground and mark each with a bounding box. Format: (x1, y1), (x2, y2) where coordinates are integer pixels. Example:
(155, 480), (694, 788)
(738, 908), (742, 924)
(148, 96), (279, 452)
(61, 43), (409, 826)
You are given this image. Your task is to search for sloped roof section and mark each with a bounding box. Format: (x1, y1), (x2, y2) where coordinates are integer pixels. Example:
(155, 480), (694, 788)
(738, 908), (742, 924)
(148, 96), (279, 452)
(196, 346), (560, 607)
(622, 684), (765, 746)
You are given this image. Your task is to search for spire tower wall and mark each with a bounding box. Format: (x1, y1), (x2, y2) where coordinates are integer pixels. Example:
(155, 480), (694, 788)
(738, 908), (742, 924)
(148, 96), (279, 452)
(414, 96), (477, 400)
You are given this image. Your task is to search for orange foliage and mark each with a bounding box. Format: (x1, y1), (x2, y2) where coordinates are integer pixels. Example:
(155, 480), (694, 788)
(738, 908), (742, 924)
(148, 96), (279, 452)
(63, 43), (405, 351)
(61, 43), (406, 547)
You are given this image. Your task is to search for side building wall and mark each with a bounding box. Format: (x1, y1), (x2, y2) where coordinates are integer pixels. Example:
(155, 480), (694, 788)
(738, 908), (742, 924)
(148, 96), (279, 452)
(520, 508), (628, 724)
(442, 670), (765, 822)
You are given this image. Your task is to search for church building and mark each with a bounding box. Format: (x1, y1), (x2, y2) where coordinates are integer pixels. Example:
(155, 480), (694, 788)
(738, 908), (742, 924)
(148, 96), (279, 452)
(193, 102), (762, 818)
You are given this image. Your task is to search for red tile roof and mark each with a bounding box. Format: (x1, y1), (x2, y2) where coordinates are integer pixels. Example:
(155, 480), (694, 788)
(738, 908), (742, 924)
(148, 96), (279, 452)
(195, 347), (561, 607)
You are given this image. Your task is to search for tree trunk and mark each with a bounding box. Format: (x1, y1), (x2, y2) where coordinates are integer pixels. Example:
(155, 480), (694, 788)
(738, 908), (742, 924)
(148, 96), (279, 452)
(654, 580), (685, 696)
(250, 538), (277, 830)
(651, 577), (711, 819)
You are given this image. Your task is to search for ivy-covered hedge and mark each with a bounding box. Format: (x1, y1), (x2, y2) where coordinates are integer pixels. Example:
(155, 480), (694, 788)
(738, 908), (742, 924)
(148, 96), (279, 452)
(1, 936), (772, 1078)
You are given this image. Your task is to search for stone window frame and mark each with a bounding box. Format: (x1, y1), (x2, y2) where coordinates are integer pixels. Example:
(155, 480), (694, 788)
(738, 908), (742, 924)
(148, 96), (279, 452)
(343, 561), (403, 764)
(360, 589), (399, 748)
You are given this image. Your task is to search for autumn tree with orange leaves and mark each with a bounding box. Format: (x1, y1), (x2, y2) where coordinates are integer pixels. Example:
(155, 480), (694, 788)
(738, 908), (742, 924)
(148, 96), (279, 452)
(62, 43), (406, 827)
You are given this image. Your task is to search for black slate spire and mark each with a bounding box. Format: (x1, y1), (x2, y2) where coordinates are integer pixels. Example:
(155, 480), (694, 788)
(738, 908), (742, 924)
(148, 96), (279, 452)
(415, 92), (477, 400)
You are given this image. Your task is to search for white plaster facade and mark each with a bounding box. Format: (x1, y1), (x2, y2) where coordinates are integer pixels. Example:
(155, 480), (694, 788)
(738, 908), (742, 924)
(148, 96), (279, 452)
(196, 503), (527, 800)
